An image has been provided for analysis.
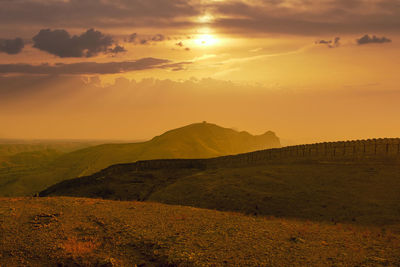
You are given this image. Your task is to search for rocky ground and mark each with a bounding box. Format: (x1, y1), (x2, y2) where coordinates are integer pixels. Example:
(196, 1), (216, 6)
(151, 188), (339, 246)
(0, 197), (399, 266)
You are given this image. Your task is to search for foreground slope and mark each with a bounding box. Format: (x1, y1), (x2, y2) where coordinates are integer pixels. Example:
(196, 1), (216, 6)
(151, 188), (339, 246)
(0, 197), (399, 266)
(0, 122), (280, 196)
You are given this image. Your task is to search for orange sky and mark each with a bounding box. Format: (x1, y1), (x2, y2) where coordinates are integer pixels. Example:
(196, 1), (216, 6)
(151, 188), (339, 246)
(0, 0), (399, 144)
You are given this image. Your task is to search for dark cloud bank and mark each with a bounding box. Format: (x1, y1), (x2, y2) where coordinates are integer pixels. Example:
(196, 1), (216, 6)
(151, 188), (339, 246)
(0, 58), (190, 75)
(210, 0), (400, 35)
(1, 0), (400, 36)
(0, 0), (199, 30)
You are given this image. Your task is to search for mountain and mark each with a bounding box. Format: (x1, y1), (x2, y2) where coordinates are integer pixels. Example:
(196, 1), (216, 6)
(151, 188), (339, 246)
(47, 122), (280, 179)
(0, 122), (280, 196)
(145, 122), (280, 158)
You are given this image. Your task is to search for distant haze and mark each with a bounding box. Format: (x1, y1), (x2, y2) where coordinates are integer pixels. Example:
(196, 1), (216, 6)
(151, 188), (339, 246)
(1, 76), (399, 144)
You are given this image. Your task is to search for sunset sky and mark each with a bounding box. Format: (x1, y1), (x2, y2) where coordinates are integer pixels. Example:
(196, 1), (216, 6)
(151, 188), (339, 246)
(1, 0), (399, 143)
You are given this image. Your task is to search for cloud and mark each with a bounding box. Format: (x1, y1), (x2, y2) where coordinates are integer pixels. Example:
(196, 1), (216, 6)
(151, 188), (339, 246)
(128, 33), (139, 43)
(316, 37), (341, 48)
(357, 34), (392, 45)
(175, 41), (191, 51)
(318, 40), (332, 44)
(0, 58), (191, 75)
(33, 29), (118, 58)
(0, 38), (24, 54)
(127, 33), (167, 45)
(151, 34), (166, 42)
(108, 45), (127, 54)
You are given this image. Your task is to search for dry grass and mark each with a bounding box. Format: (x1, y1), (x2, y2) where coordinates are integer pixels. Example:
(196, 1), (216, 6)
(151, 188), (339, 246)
(62, 237), (98, 256)
(0, 197), (399, 266)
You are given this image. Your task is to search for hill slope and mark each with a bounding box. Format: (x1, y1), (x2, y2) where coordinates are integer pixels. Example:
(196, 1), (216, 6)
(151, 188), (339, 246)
(0, 141), (99, 157)
(1, 197), (399, 266)
(51, 122), (280, 176)
(0, 122), (280, 196)
(41, 160), (400, 228)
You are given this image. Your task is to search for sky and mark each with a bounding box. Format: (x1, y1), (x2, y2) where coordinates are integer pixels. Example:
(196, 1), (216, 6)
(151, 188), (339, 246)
(0, 0), (399, 144)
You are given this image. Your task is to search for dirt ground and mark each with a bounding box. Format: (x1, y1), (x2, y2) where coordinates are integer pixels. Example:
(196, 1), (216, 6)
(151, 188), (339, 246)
(0, 197), (399, 266)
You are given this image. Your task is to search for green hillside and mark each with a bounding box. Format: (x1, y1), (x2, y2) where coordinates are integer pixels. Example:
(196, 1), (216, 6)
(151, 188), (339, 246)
(0, 150), (62, 168)
(0, 142), (99, 157)
(0, 122), (280, 196)
(0, 142), (103, 197)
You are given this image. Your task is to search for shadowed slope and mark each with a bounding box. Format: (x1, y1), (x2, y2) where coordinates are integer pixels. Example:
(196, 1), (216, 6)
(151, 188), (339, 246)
(41, 160), (400, 228)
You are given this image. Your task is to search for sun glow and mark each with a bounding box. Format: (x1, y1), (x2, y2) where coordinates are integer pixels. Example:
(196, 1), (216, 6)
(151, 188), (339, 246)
(194, 34), (218, 47)
(197, 13), (214, 23)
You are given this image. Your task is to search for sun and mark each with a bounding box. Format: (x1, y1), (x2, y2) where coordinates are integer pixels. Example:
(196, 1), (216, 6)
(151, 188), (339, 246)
(194, 34), (218, 47)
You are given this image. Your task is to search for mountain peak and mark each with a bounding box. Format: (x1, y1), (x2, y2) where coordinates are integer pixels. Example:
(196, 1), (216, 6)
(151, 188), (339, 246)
(149, 122), (280, 157)
(155, 122), (278, 140)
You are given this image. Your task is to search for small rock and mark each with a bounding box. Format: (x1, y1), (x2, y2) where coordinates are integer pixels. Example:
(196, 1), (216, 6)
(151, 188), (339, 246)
(134, 262), (146, 267)
(98, 257), (117, 267)
(289, 237), (305, 243)
(368, 256), (388, 265)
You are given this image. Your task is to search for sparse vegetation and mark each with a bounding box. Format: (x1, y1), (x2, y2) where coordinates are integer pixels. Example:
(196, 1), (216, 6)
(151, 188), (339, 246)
(0, 197), (399, 266)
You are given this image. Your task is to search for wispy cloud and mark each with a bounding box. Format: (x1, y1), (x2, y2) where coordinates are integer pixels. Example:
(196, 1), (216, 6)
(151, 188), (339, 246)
(219, 47), (310, 65)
